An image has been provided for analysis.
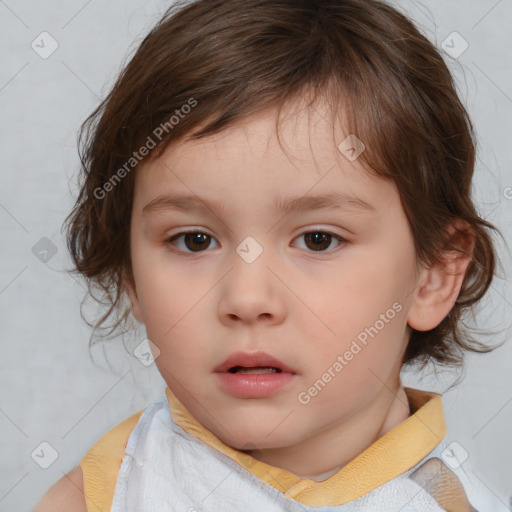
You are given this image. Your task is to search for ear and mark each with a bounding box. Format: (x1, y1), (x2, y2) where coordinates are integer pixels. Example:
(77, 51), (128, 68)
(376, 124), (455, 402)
(407, 220), (474, 331)
(123, 272), (144, 324)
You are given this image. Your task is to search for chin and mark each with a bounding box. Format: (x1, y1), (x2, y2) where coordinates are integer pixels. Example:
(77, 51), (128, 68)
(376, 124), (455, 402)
(238, 432), (301, 452)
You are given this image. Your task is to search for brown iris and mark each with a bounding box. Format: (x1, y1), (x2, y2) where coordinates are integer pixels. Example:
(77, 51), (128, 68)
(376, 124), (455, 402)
(303, 232), (333, 251)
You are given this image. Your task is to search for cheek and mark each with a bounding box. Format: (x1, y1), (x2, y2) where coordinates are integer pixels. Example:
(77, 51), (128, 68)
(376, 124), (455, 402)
(306, 318), (408, 418)
(303, 249), (411, 376)
(131, 255), (214, 364)
(315, 256), (404, 333)
(131, 244), (190, 328)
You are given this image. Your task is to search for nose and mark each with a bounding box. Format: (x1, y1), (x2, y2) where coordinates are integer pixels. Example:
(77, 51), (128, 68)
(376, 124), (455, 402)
(217, 248), (286, 327)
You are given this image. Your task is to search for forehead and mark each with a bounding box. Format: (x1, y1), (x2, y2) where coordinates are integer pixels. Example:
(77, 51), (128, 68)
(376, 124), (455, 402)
(133, 100), (397, 215)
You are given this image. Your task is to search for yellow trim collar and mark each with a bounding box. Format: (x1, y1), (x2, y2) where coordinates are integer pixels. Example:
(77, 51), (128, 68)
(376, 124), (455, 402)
(80, 410), (144, 512)
(165, 386), (446, 507)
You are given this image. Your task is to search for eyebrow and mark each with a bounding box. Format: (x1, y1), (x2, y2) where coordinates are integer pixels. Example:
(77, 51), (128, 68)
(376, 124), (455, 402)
(142, 191), (376, 216)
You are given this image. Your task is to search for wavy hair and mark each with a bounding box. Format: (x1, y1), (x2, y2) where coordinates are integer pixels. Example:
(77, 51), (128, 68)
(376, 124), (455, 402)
(63, 0), (503, 368)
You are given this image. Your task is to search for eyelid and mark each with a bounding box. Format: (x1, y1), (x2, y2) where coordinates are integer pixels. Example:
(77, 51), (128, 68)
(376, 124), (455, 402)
(165, 226), (215, 239)
(293, 225), (347, 238)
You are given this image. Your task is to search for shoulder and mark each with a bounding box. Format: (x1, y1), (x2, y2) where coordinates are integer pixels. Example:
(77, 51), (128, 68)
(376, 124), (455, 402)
(33, 466), (87, 512)
(34, 408), (145, 512)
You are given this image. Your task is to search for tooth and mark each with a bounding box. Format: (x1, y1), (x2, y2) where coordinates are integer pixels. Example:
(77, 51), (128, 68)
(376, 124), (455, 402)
(234, 367), (279, 374)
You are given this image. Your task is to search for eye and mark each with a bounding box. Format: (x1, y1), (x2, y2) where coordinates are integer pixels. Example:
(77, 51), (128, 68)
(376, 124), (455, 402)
(164, 231), (219, 253)
(293, 230), (347, 253)
(164, 229), (347, 255)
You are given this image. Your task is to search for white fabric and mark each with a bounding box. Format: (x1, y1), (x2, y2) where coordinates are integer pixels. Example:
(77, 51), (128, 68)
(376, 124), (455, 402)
(110, 393), (505, 511)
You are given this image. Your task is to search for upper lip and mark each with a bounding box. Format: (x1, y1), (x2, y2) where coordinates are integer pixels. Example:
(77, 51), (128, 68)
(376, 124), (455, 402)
(214, 351), (297, 374)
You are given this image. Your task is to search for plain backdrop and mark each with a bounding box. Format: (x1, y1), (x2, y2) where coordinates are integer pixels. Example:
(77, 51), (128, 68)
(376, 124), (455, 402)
(0, 0), (511, 510)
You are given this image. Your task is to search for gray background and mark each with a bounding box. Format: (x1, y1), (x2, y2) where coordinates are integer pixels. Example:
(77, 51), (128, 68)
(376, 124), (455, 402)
(0, 1), (511, 510)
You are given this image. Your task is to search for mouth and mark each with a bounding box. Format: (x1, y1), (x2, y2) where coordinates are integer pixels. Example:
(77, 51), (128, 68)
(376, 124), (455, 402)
(214, 351), (297, 374)
(228, 366), (283, 374)
(215, 354), (296, 398)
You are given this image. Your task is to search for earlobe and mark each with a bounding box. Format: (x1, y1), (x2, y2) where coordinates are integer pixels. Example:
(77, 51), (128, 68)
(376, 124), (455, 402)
(407, 221), (474, 332)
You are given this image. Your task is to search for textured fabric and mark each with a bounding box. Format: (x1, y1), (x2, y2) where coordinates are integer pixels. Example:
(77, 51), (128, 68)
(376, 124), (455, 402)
(80, 410), (143, 512)
(161, 387), (446, 505)
(80, 387), (505, 511)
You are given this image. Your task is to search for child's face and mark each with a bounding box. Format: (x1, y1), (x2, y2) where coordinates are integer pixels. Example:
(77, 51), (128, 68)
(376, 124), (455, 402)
(127, 99), (422, 451)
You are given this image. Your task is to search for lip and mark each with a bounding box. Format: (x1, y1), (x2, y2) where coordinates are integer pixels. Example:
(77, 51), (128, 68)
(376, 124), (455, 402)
(216, 372), (295, 398)
(214, 351), (297, 399)
(214, 351), (297, 374)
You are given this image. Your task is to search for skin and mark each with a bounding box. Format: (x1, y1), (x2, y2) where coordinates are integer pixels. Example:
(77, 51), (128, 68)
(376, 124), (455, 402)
(124, 96), (472, 481)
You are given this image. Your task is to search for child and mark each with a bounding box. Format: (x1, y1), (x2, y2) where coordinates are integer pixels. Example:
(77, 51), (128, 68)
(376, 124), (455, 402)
(36, 0), (505, 510)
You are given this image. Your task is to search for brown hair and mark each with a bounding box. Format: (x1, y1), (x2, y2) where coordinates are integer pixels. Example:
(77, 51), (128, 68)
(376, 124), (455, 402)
(63, 0), (503, 368)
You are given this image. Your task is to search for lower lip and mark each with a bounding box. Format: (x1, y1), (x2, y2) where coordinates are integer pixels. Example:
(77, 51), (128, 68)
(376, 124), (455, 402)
(216, 371), (295, 398)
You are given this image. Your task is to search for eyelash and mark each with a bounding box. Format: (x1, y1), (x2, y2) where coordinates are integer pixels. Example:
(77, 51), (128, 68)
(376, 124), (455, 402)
(163, 229), (348, 255)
